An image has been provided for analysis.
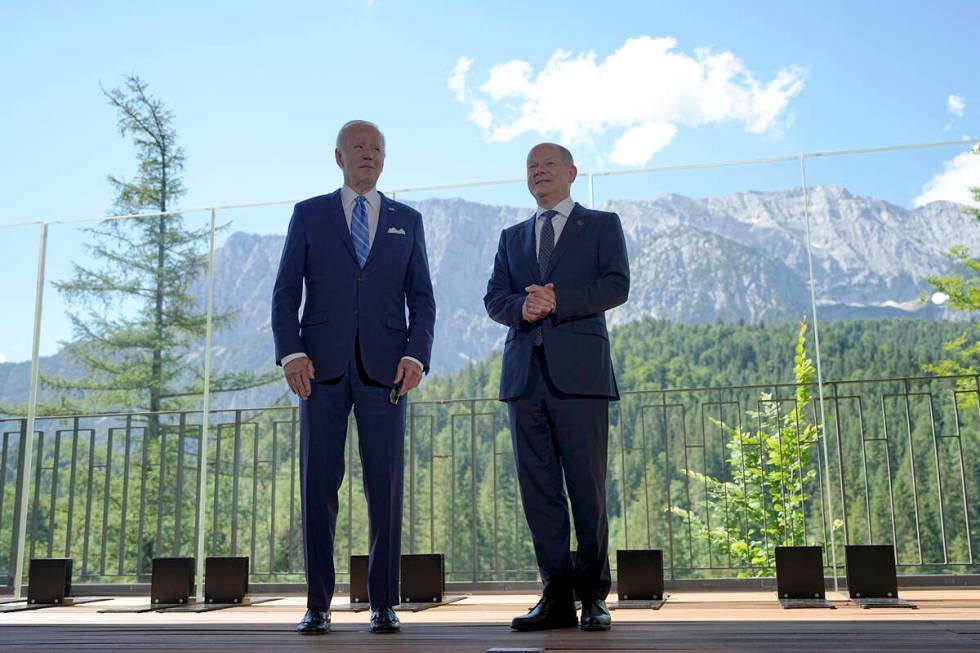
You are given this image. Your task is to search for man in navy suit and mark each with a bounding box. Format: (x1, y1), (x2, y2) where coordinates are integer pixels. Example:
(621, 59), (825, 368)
(484, 143), (629, 631)
(272, 120), (435, 635)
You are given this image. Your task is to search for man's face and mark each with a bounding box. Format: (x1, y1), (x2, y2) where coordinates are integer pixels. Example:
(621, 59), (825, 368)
(526, 144), (577, 206)
(335, 124), (385, 190)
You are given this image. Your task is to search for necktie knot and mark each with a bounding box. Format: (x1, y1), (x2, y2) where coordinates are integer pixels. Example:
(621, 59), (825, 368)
(355, 195), (367, 207)
(540, 209), (558, 221)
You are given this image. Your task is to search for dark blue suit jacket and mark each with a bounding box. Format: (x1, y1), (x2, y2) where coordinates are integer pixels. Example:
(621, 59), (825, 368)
(484, 203), (630, 400)
(271, 189), (436, 385)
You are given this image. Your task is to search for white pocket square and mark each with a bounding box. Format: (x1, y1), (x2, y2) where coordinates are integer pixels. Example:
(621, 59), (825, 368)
(387, 227), (406, 235)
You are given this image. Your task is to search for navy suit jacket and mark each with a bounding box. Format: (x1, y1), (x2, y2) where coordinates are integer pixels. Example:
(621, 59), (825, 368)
(484, 203), (630, 400)
(271, 189), (436, 386)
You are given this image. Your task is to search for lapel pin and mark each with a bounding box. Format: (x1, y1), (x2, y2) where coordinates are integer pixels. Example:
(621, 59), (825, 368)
(387, 207), (396, 212)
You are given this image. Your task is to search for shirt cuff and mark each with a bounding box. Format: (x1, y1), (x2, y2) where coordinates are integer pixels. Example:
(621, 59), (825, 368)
(400, 356), (424, 373)
(280, 352), (308, 367)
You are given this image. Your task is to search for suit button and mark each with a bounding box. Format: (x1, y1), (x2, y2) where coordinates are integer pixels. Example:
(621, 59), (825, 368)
(357, 277), (363, 282)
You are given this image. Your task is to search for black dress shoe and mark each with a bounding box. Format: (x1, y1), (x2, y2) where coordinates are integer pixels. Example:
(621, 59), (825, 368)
(295, 608), (330, 635)
(580, 598), (611, 631)
(370, 605), (401, 633)
(510, 596), (578, 631)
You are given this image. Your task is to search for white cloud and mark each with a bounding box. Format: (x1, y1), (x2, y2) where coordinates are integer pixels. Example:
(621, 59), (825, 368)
(610, 122), (677, 165)
(468, 100), (492, 130)
(449, 36), (806, 166)
(948, 94), (965, 117)
(914, 149), (980, 207)
(482, 60), (534, 99)
(0, 353), (6, 364)
(449, 56), (472, 102)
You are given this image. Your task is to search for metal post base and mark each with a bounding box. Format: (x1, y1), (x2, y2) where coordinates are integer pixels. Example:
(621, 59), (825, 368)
(852, 597), (916, 609)
(402, 595), (467, 612)
(333, 595), (466, 613)
(157, 596), (277, 613)
(331, 601), (371, 613)
(0, 597), (108, 613)
(99, 599), (200, 614)
(779, 598), (835, 609)
(610, 596), (668, 610)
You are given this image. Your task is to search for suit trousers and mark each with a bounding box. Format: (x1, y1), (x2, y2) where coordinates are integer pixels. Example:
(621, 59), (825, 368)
(508, 347), (612, 602)
(299, 351), (405, 609)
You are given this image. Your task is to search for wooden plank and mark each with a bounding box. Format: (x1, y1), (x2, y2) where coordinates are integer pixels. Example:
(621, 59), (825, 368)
(0, 590), (979, 652)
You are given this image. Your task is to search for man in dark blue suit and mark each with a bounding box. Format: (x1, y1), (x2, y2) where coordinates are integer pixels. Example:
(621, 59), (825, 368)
(484, 143), (629, 632)
(272, 120), (435, 635)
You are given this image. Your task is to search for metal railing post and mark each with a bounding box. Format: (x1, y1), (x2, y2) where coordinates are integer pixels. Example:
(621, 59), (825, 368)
(11, 222), (47, 598)
(800, 156), (839, 592)
(194, 208), (218, 599)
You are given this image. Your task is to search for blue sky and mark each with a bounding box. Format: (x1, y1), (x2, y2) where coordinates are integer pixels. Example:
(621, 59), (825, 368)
(1, 0), (978, 363)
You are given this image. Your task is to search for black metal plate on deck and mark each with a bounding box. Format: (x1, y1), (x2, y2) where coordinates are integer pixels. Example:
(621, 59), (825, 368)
(775, 546), (826, 601)
(616, 550), (665, 602)
(845, 545), (900, 600)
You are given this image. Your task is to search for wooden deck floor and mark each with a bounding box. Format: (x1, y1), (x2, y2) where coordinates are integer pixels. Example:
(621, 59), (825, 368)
(2, 590), (980, 652)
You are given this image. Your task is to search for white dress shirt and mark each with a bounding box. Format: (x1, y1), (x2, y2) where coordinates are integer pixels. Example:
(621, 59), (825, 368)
(281, 185), (423, 375)
(340, 185), (381, 246)
(534, 196), (574, 257)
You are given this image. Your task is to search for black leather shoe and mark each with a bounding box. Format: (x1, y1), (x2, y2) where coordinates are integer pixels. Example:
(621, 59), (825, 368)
(580, 598), (611, 631)
(510, 596), (578, 631)
(295, 608), (330, 635)
(370, 605), (401, 633)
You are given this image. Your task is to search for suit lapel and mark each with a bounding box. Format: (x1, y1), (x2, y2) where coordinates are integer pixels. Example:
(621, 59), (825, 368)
(363, 192), (395, 270)
(544, 203), (587, 277)
(519, 214), (540, 283)
(329, 190), (359, 264)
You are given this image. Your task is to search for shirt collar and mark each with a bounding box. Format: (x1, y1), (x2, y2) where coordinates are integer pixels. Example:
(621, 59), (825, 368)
(341, 185), (380, 209)
(536, 196), (574, 220)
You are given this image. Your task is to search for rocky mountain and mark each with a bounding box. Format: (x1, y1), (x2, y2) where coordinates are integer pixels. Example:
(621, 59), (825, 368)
(1, 186), (974, 409)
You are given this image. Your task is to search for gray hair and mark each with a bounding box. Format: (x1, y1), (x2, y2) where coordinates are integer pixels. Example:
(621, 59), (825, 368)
(532, 142), (574, 166)
(336, 120), (386, 152)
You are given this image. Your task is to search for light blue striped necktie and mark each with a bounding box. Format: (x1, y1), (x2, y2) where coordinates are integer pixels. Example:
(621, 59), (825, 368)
(351, 195), (370, 267)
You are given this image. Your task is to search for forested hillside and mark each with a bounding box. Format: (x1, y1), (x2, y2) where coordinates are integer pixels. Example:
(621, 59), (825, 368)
(2, 317), (975, 584)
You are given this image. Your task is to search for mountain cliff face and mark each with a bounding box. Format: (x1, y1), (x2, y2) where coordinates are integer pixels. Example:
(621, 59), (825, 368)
(416, 186), (971, 370)
(1, 187), (973, 408)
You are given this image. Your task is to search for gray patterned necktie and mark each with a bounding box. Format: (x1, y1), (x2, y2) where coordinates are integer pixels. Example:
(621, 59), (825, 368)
(533, 210), (558, 346)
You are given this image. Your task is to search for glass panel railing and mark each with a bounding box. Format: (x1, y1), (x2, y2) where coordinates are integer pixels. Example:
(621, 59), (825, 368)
(27, 209), (211, 582)
(0, 222), (42, 585)
(801, 144), (980, 574)
(0, 140), (974, 586)
(203, 202), (301, 581)
(594, 160), (830, 579)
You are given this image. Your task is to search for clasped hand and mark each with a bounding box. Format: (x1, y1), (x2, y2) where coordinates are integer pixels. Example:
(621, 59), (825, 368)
(522, 283), (556, 322)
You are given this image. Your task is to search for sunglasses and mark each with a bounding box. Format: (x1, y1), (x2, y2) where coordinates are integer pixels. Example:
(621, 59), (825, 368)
(389, 381), (402, 406)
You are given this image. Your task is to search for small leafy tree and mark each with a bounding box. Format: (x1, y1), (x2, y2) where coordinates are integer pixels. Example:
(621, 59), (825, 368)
(671, 321), (837, 575)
